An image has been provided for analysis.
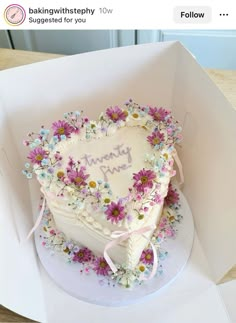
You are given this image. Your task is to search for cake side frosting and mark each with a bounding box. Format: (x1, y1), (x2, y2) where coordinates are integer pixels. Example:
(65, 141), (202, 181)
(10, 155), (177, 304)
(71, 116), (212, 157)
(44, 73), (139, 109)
(23, 99), (182, 273)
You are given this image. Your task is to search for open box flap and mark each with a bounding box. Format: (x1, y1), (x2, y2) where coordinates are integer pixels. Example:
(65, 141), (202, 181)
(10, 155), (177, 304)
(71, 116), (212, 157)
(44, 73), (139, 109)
(0, 107), (46, 321)
(172, 42), (236, 283)
(0, 41), (233, 321)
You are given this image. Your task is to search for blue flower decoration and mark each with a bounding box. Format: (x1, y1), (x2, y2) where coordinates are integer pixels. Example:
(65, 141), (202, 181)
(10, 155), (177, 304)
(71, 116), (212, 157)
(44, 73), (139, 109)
(26, 172), (33, 179)
(53, 136), (59, 143)
(34, 138), (41, 146)
(41, 158), (49, 166)
(40, 128), (50, 136)
(60, 135), (66, 141)
(48, 143), (55, 150)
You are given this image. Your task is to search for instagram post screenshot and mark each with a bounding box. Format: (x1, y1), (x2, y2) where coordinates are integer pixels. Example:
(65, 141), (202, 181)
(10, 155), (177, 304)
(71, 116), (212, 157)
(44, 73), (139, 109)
(0, 0), (235, 322)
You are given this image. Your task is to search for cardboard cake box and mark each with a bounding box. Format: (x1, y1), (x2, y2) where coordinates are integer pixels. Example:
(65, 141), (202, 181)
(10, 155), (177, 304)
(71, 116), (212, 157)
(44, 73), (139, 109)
(0, 41), (235, 322)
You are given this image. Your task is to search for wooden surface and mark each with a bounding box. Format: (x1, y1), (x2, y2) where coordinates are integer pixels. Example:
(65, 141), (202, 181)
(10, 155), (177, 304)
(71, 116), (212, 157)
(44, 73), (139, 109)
(0, 305), (36, 322)
(0, 48), (235, 322)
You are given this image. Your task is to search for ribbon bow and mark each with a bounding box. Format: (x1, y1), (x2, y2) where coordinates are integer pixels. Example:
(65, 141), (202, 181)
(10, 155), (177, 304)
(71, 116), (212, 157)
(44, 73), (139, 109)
(104, 224), (158, 280)
(173, 149), (184, 187)
(26, 197), (46, 240)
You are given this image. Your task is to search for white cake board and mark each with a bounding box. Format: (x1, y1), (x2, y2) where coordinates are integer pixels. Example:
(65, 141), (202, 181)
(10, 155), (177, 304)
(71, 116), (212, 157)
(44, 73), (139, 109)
(35, 191), (194, 307)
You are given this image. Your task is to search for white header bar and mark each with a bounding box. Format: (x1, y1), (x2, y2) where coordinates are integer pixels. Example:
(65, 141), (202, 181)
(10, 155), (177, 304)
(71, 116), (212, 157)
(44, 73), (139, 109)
(0, 0), (235, 29)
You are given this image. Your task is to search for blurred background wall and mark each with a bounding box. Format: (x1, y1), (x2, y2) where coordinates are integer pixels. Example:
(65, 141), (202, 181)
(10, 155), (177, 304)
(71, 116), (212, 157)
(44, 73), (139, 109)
(1, 30), (236, 69)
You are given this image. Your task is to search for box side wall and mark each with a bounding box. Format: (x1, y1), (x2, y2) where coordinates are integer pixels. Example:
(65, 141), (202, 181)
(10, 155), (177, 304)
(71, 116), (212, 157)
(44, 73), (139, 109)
(172, 44), (236, 282)
(0, 105), (46, 321)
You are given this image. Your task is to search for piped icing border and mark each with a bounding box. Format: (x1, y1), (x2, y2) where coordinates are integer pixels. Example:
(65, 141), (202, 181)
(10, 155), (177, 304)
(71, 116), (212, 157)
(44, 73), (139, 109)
(22, 100), (182, 227)
(39, 183), (182, 288)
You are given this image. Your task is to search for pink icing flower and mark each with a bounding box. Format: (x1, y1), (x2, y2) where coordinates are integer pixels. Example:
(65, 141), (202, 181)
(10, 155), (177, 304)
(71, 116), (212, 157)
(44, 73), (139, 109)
(133, 169), (156, 193)
(147, 131), (165, 147)
(67, 167), (89, 187)
(153, 193), (163, 204)
(140, 249), (154, 265)
(54, 152), (62, 161)
(72, 247), (92, 263)
(93, 257), (110, 276)
(165, 226), (175, 238)
(106, 106), (127, 123)
(105, 201), (125, 223)
(159, 217), (167, 229)
(67, 156), (76, 170)
(28, 147), (48, 165)
(148, 107), (170, 122)
(52, 120), (74, 138)
(165, 184), (179, 206)
(23, 140), (29, 146)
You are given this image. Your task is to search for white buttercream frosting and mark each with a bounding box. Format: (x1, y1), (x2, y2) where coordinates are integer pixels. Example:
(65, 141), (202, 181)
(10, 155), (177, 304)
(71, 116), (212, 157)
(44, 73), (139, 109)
(31, 102), (181, 269)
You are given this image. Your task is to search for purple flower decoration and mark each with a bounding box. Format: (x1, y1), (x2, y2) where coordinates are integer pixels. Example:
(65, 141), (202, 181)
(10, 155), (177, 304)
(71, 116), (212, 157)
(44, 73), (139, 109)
(93, 257), (110, 276)
(148, 107), (170, 122)
(165, 184), (179, 206)
(52, 120), (74, 138)
(106, 106), (127, 123)
(28, 147), (48, 165)
(140, 249), (154, 265)
(67, 167), (89, 187)
(133, 169), (156, 193)
(72, 247), (92, 263)
(105, 201), (125, 223)
(147, 131), (165, 147)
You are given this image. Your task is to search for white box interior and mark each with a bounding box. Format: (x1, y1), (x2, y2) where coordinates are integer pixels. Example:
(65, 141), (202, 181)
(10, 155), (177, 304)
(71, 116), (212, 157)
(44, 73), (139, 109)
(0, 41), (235, 322)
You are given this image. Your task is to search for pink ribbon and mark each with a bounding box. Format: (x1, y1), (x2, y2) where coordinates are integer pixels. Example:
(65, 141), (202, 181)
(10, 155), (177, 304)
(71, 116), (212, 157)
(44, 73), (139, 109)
(104, 224), (158, 280)
(26, 197), (46, 240)
(173, 150), (184, 186)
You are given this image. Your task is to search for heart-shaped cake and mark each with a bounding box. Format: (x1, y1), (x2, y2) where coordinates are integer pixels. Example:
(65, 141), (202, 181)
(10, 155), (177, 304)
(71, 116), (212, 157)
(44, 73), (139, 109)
(23, 99), (182, 284)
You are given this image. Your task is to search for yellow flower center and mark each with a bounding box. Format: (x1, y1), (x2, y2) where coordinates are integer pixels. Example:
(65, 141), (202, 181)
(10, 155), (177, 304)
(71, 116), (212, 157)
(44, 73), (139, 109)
(152, 137), (160, 145)
(123, 110), (129, 117)
(139, 265), (145, 272)
(169, 216), (175, 222)
(104, 198), (111, 204)
(140, 176), (148, 184)
(100, 261), (106, 268)
(154, 112), (161, 120)
(36, 154), (43, 161)
(89, 181), (97, 188)
(145, 254), (152, 260)
(58, 127), (65, 135)
(132, 113), (139, 119)
(57, 171), (65, 178)
(111, 113), (118, 120)
(112, 209), (120, 217)
(78, 251), (84, 258)
(75, 177), (83, 184)
(163, 153), (168, 160)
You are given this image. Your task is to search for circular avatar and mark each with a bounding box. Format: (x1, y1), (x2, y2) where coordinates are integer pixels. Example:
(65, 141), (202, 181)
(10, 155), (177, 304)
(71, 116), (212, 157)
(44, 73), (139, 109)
(4, 4), (26, 26)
